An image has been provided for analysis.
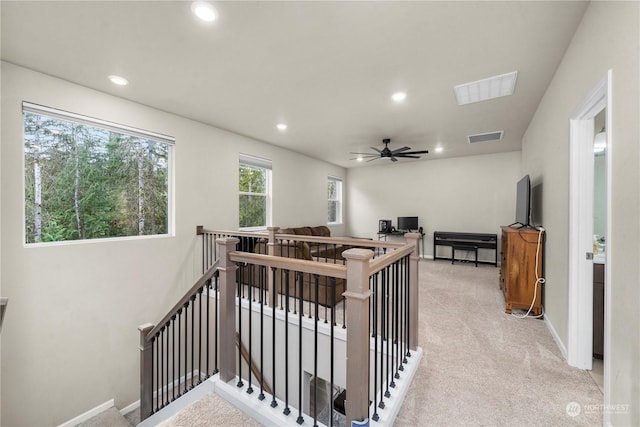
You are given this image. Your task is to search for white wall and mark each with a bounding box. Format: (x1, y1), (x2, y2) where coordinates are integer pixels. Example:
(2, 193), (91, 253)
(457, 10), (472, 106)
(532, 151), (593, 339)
(521, 1), (639, 424)
(346, 151), (522, 261)
(0, 62), (345, 426)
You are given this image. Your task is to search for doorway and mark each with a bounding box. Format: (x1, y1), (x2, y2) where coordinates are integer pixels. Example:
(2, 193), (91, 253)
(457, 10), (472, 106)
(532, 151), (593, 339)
(568, 71), (612, 420)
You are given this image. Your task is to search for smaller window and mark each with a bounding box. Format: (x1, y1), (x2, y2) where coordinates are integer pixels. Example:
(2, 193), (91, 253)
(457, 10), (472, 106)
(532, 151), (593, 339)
(328, 176), (342, 225)
(239, 154), (272, 229)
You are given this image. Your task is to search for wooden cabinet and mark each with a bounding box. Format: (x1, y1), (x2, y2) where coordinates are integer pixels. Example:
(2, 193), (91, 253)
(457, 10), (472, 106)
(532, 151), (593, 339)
(500, 226), (544, 316)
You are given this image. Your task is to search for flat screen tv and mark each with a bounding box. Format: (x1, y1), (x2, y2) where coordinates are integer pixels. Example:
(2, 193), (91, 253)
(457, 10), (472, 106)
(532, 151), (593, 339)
(515, 175), (531, 226)
(397, 216), (418, 232)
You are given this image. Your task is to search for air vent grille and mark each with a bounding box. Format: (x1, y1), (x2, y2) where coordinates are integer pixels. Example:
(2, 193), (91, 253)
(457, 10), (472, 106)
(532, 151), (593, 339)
(467, 131), (504, 144)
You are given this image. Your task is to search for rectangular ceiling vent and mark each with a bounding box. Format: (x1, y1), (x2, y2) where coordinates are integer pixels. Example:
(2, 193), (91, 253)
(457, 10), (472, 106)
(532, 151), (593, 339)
(467, 131), (504, 144)
(454, 71), (518, 105)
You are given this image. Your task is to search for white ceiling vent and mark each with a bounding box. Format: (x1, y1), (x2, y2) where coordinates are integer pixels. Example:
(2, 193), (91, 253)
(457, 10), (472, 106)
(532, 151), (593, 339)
(467, 131), (504, 144)
(454, 71), (518, 105)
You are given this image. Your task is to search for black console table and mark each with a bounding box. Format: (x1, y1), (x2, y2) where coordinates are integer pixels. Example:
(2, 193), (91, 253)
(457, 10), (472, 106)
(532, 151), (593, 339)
(377, 231), (425, 257)
(433, 231), (498, 266)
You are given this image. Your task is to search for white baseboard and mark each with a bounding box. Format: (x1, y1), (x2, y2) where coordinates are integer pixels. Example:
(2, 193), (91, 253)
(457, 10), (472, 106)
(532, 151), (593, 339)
(58, 399), (114, 427)
(120, 400), (140, 416)
(544, 315), (567, 360)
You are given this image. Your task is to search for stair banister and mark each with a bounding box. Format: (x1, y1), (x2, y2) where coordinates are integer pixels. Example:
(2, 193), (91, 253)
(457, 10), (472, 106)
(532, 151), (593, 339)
(342, 247), (374, 426)
(216, 237), (239, 382)
(405, 232), (420, 350)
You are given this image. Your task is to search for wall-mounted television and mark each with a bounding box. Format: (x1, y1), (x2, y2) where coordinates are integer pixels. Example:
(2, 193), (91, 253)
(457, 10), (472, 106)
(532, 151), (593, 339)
(397, 216), (418, 232)
(515, 175), (531, 227)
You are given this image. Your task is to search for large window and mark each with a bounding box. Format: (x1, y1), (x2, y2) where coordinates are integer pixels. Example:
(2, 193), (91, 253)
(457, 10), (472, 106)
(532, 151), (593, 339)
(328, 176), (342, 224)
(239, 154), (272, 229)
(23, 102), (173, 244)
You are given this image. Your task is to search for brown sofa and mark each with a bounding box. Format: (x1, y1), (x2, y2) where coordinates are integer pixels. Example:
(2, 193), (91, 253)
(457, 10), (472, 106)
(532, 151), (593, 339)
(252, 239), (345, 307)
(278, 226), (345, 260)
(237, 226), (345, 307)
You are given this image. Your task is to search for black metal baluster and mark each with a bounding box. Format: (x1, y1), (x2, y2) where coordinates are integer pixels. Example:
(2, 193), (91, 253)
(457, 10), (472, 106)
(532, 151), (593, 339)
(160, 327), (164, 408)
(392, 262), (399, 386)
(399, 258), (405, 372)
(313, 274), (319, 426)
(165, 322), (170, 404)
(184, 301), (189, 395)
(330, 278), (335, 427)
(406, 257), (412, 359)
(172, 316), (176, 401)
(271, 267), (278, 408)
(214, 274), (219, 374)
(384, 267), (393, 397)
(177, 309), (182, 397)
(284, 270), (291, 416)
(206, 279), (210, 379)
(379, 268), (386, 409)
(197, 287), (203, 385)
(372, 273), (379, 421)
(237, 264), (244, 388)
(259, 266), (266, 401)
(153, 335), (157, 413)
(295, 271), (302, 423)
(190, 295), (196, 389)
(247, 264), (254, 394)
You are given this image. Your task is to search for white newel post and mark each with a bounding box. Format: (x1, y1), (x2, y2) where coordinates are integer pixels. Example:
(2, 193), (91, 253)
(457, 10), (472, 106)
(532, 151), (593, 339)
(342, 248), (374, 426)
(216, 237), (239, 382)
(405, 233), (420, 350)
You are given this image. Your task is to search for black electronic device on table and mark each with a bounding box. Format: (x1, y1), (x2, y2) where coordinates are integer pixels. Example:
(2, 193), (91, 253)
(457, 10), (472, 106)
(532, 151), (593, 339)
(379, 219), (392, 233)
(397, 216), (418, 232)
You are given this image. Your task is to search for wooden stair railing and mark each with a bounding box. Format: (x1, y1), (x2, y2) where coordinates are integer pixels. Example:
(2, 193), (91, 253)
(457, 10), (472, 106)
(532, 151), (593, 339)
(139, 261), (220, 421)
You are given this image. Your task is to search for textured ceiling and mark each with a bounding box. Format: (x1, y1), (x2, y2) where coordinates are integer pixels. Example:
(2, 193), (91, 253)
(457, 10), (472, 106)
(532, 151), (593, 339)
(1, 1), (589, 168)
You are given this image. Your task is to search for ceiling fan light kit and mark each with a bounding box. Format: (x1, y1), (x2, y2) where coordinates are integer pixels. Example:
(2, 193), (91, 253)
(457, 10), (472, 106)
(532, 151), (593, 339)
(350, 138), (428, 163)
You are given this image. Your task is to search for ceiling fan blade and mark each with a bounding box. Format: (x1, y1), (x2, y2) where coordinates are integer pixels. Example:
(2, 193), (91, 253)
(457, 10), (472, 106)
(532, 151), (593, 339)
(391, 146), (411, 155)
(350, 152), (379, 156)
(395, 154), (421, 159)
(400, 150), (429, 155)
(390, 157), (398, 162)
(366, 157), (381, 162)
(370, 147), (382, 153)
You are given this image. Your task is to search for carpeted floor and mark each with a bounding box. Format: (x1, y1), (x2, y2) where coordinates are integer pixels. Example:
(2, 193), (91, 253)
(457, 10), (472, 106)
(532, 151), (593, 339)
(394, 260), (603, 426)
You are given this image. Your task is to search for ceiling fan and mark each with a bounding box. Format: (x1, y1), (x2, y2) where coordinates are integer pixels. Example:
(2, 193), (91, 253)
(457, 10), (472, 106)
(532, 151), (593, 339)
(350, 138), (429, 162)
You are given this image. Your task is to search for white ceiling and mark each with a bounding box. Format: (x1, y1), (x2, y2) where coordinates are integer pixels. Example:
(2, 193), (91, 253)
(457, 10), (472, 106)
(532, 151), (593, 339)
(1, 1), (588, 168)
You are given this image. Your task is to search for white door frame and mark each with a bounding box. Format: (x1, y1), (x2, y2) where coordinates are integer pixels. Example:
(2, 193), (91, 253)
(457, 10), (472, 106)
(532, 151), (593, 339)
(568, 70), (612, 417)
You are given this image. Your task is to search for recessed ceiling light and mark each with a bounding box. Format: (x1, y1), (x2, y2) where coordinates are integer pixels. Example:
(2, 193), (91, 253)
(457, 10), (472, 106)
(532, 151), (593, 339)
(454, 71), (518, 105)
(357, 156), (363, 162)
(191, 1), (217, 22)
(108, 75), (128, 86)
(435, 146), (444, 153)
(391, 92), (407, 102)
(277, 123), (287, 131)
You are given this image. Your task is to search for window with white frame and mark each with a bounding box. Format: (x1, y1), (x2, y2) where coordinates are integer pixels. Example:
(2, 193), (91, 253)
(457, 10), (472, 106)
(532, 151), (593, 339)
(328, 176), (342, 224)
(23, 102), (173, 244)
(239, 154), (272, 229)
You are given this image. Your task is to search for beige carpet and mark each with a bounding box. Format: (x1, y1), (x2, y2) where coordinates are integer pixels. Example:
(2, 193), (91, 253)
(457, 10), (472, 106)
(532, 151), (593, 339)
(156, 393), (262, 427)
(395, 260), (603, 426)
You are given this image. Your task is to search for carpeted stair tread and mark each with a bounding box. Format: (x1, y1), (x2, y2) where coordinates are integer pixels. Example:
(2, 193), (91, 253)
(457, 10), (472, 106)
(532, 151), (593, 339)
(76, 407), (131, 427)
(157, 393), (262, 427)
